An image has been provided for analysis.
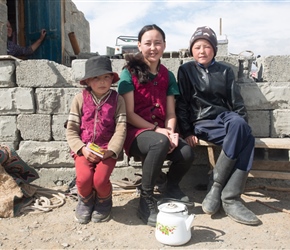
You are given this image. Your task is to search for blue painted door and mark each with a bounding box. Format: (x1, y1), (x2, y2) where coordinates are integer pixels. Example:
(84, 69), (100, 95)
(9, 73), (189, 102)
(24, 0), (61, 63)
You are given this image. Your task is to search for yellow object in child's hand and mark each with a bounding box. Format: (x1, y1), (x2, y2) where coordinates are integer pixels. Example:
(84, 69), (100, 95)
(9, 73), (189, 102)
(86, 142), (104, 158)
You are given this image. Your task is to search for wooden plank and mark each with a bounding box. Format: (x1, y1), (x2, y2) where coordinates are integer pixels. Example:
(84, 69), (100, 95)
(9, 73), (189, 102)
(207, 146), (215, 169)
(199, 138), (290, 149)
(197, 140), (215, 146)
(254, 138), (290, 149)
(18, 0), (26, 47)
(252, 160), (290, 171)
(249, 170), (290, 180)
(197, 138), (290, 180)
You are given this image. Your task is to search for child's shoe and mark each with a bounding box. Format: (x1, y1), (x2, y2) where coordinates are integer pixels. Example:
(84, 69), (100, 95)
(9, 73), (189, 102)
(91, 194), (112, 223)
(75, 192), (94, 224)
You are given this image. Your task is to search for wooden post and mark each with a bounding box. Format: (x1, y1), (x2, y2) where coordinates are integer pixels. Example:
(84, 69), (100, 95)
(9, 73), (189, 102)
(68, 32), (80, 55)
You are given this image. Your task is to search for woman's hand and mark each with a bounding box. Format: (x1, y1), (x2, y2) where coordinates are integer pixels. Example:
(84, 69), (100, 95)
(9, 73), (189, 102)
(155, 127), (177, 154)
(185, 135), (199, 148)
(167, 139), (177, 154)
(155, 126), (170, 137)
(82, 147), (101, 163)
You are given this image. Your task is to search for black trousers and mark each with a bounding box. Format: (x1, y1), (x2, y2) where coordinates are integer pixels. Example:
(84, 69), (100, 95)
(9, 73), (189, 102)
(130, 130), (195, 192)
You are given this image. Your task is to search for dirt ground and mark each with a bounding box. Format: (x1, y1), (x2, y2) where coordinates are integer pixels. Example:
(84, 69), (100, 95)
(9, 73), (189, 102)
(1, 165), (290, 250)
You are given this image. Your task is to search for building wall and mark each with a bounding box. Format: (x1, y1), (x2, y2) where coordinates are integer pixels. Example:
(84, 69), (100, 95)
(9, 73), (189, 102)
(0, 0), (89, 66)
(0, 54), (290, 187)
(0, 0), (7, 55)
(63, 0), (90, 65)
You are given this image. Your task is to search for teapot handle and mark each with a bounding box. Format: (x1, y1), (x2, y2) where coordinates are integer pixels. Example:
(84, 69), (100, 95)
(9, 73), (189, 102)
(182, 206), (188, 215)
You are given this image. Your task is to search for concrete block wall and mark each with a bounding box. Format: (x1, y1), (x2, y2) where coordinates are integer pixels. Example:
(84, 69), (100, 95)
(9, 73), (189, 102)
(0, 55), (289, 187)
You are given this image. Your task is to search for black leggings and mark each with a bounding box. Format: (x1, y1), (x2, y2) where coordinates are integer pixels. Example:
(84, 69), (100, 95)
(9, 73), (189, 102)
(129, 131), (195, 192)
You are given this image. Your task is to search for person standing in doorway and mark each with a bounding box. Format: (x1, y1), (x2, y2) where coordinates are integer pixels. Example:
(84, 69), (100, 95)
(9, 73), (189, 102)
(7, 20), (46, 57)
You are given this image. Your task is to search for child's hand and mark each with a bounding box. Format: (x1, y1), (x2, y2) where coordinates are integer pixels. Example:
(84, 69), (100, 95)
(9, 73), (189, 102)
(82, 147), (101, 163)
(102, 149), (114, 160)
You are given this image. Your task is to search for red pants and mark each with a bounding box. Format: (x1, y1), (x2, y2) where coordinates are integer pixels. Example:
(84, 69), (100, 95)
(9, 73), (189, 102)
(74, 155), (116, 198)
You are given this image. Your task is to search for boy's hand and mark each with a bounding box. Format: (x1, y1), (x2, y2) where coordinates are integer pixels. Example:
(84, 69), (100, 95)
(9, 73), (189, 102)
(185, 135), (199, 148)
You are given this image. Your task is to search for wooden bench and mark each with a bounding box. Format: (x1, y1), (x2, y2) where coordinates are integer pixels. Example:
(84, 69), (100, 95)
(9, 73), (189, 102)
(197, 138), (290, 180)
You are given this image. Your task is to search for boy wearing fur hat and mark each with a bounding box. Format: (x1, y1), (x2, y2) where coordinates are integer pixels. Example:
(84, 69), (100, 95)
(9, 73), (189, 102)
(66, 56), (126, 224)
(176, 26), (261, 226)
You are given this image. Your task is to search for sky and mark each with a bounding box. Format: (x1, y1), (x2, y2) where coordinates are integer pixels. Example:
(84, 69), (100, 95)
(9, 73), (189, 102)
(72, 0), (290, 57)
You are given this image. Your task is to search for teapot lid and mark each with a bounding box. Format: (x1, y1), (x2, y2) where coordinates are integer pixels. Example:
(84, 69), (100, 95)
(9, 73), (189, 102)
(158, 202), (187, 213)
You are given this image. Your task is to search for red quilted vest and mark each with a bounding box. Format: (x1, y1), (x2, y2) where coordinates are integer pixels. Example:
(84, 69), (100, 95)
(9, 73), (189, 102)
(124, 64), (169, 155)
(80, 89), (118, 149)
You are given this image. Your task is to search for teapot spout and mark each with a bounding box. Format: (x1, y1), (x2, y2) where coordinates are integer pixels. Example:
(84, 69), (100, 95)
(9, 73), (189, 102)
(185, 214), (195, 231)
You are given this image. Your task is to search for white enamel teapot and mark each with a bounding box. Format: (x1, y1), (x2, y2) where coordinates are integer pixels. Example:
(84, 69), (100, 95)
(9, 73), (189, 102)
(155, 202), (195, 246)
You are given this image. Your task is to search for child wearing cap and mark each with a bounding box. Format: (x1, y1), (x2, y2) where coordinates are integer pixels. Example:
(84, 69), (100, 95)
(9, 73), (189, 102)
(66, 56), (126, 224)
(176, 26), (261, 226)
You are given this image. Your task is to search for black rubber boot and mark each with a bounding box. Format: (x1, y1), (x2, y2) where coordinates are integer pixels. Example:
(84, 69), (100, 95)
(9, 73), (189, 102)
(91, 193), (112, 223)
(164, 181), (190, 203)
(202, 150), (236, 215)
(137, 190), (158, 227)
(75, 192), (94, 224)
(221, 169), (261, 225)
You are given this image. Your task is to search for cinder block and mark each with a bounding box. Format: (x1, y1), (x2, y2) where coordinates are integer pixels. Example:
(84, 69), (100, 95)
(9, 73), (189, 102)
(52, 115), (68, 141)
(261, 56), (290, 82)
(241, 82), (290, 110)
(16, 60), (72, 87)
(35, 88), (80, 114)
(17, 141), (74, 168)
(0, 59), (17, 87)
(17, 114), (51, 141)
(111, 59), (126, 75)
(0, 88), (14, 113)
(0, 88), (34, 114)
(271, 110), (290, 137)
(15, 88), (35, 113)
(161, 58), (181, 78)
(248, 110), (270, 137)
(0, 116), (19, 141)
(71, 59), (86, 82)
(31, 168), (75, 187)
